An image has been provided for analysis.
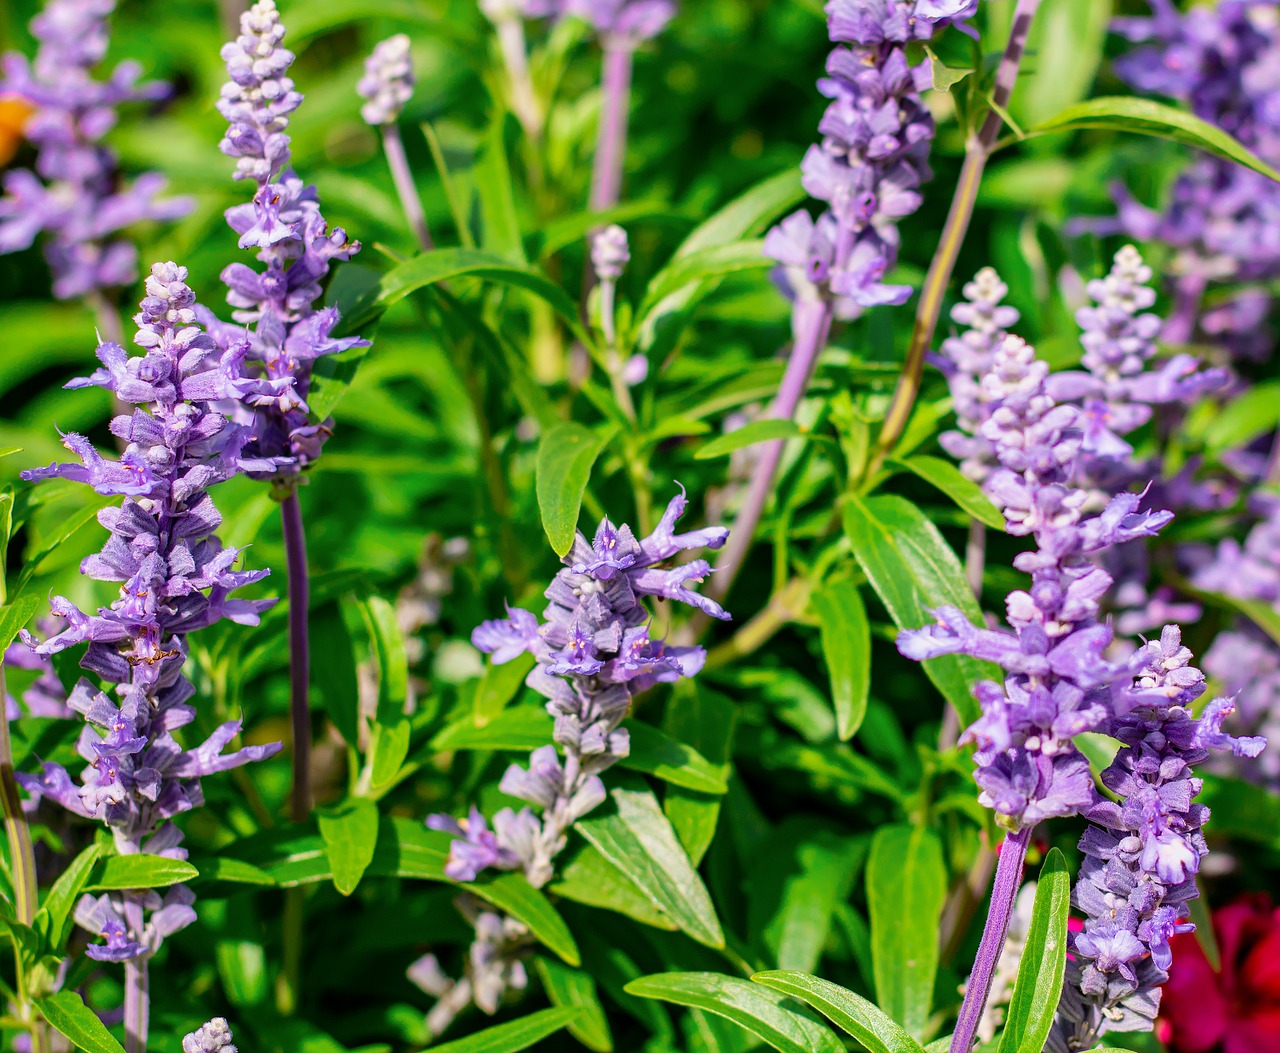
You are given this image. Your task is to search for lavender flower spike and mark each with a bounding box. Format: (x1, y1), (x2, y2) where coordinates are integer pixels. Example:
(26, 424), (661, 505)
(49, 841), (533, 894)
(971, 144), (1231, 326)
(420, 490), (729, 1033)
(358, 34), (414, 126)
(0, 0), (191, 303)
(183, 1018), (237, 1053)
(18, 264), (283, 1053)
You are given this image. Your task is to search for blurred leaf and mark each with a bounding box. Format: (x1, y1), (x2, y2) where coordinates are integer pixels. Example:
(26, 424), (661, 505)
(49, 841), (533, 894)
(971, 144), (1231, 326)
(676, 168), (805, 257)
(890, 456), (1004, 530)
(751, 971), (924, 1053)
(811, 579), (871, 740)
(536, 423), (618, 557)
(35, 991), (126, 1053)
(1199, 381), (1280, 456)
(357, 596), (408, 724)
(625, 972), (844, 1053)
(998, 848), (1070, 1053)
(476, 112), (527, 263)
(747, 821), (866, 974)
(843, 494), (995, 726)
(535, 957), (614, 1052)
(12, 497), (110, 598)
(318, 798), (380, 896)
(87, 855), (198, 891)
(422, 121), (476, 250)
(664, 686), (737, 866)
(576, 782), (725, 948)
(639, 239), (771, 323)
(694, 419), (808, 460)
(867, 824), (945, 1039)
(473, 653), (535, 725)
(312, 602), (362, 748)
(342, 249), (587, 342)
(426, 1007), (583, 1053)
(1013, 0), (1112, 126)
(1199, 776), (1280, 848)
(1026, 97), (1280, 182)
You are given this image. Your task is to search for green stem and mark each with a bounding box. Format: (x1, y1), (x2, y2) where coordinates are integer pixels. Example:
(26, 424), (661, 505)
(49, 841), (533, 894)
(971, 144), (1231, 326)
(868, 0), (1042, 478)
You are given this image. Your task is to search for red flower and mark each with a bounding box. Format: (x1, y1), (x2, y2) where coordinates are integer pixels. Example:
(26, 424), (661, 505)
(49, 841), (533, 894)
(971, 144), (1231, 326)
(1159, 895), (1280, 1053)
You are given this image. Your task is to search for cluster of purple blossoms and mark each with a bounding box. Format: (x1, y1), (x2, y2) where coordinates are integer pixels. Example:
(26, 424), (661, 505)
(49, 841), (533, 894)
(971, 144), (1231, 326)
(16, 263), (282, 967)
(901, 329), (1263, 1045)
(206, 0), (368, 482)
(1051, 628), (1263, 1048)
(0, 0), (190, 300)
(417, 491), (729, 1032)
(183, 1017), (237, 1053)
(934, 267), (1021, 483)
(1097, 0), (1280, 355)
(764, 0), (976, 318)
(357, 34), (414, 126)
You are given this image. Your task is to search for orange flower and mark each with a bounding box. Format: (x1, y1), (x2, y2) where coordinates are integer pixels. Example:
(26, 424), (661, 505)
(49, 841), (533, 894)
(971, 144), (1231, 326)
(0, 96), (35, 167)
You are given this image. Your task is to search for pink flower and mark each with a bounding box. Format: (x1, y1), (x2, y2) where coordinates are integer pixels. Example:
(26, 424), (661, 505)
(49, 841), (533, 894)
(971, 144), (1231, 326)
(1159, 895), (1280, 1053)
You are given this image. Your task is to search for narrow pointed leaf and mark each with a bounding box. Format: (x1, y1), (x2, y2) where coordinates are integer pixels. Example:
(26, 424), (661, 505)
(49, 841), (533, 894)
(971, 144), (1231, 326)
(751, 971), (924, 1053)
(625, 972), (844, 1053)
(318, 798), (380, 896)
(811, 580), (871, 740)
(997, 848), (1071, 1053)
(694, 419), (809, 460)
(427, 1007), (582, 1053)
(86, 855), (198, 891)
(890, 456), (1005, 530)
(35, 992), (126, 1053)
(536, 423), (618, 557)
(535, 957), (613, 1052)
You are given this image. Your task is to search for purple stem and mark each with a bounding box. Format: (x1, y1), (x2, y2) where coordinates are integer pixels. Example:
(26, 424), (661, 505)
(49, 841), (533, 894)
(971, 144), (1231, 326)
(282, 491), (311, 824)
(381, 123), (433, 252)
(950, 826), (1033, 1053)
(590, 43), (633, 213)
(122, 895), (148, 1053)
(707, 297), (833, 606)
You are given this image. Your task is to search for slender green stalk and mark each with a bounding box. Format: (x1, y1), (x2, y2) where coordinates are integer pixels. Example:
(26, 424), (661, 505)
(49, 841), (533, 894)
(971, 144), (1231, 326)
(868, 0), (1043, 477)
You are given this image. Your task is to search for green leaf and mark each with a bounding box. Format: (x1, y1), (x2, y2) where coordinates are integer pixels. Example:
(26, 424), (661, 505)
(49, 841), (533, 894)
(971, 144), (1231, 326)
(867, 825), (946, 1039)
(473, 652), (536, 725)
(664, 685), (737, 866)
(1200, 591), (1280, 654)
(1012, 0), (1111, 126)
(890, 456), (1005, 530)
(311, 602), (361, 748)
(676, 169), (805, 257)
(426, 1007), (582, 1053)
(358, 595), (409, 724)
(534, 957), (613, 1052)
(1199, 776), (1280, 849)
(811, 580), (871, 740)
(12, 497), (110, 598)
(35, 991), (126, 1053)
(998, 848), (1071, 1053)
(0, 595), (38, 655)
(1200, 381), (1280, 455)
(87, 855), (198, 891)
(35, 843), (107, 952)
(694, 419), (808, 460)
(188, 857), (277, 889)
(475, 112), (527, 263)
(318, 798), (380, 896)
(747, 821), (867, 974)
(576, 782), (725, 948)
(369, 716), (411, 790)
(751, 971), (924, 1053)
(341, 249), (587, 342)
(625, 972), (844, 1053)
(432, 707), (727, 792)
(638, 239), (772, 322)
(422, 121), (476, 250)
(549, 843), (677, 931)
(1026, 97), (1280, 182)
(536, 423), (618, 557)
(843, 494), (995, 726)
(924, 46), (972, 93)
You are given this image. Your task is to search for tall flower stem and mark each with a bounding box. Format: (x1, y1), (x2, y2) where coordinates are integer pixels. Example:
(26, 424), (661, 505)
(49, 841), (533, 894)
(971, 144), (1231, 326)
(868, 0), (1042, 477)
(496, 14), (542, 140)
(0, 665), (45, 1053)
(707, 298), (833, 608)
(950, 826), (1032, 1053)
(590, 43), (634, 214)
(281, 491), (311, 824)
(122, 896), (148, 1053)
(381, 123), (433, 252)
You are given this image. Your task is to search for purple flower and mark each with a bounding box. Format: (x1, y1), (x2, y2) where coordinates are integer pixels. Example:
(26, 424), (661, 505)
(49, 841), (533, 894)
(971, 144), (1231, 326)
(211, 0), (369, 481)
(183, 1018), (237, 1053)
(561, 0), (676, 44)
(0, 0), (190, 299)
(18, 264), (282, 966)
(357, 35), (414, 126)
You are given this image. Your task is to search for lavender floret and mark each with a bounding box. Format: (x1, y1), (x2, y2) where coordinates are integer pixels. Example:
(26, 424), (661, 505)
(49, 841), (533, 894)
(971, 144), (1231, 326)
(210, 0), (369, 481)
(358, 34), (414, 126)
(183, 1017), (237, 1053)
(0, 0), (190, 299)
(17, 263), (283, 964)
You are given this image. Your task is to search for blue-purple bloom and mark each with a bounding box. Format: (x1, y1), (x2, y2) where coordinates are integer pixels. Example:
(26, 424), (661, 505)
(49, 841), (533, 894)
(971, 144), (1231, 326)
(183, 1017), (237, 1053)
(358, 34), (414, 126)
(763, 0), (974, 318)
(561, 0), (676, 44)
(0, 0), (190, 299)
(17, 263), (282, 964)
(206, 0), (368, 481)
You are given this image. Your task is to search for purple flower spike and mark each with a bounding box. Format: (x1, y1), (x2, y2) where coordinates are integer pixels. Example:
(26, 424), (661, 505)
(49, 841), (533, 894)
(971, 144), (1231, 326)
(210, 0), (369, 481)
(358, 34), (414, 127)
(0, 0), (191, 298)
(19, 263), (283, 973)
(183, 1018), (237, 1053)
